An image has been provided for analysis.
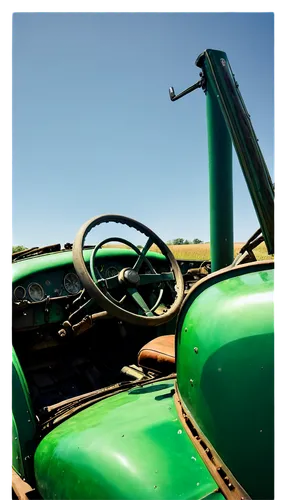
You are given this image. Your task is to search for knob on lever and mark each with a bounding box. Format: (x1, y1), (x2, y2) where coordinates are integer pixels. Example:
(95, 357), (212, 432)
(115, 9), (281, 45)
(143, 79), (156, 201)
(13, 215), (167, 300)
(169, 79), (203, 102)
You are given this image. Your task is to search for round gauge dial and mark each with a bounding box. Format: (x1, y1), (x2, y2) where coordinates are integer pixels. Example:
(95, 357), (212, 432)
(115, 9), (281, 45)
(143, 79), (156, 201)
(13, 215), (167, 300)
(64, 273), (81, 295)
(28, 283), (45, 302)
(14, 286), (26, 301)
(105, 266), (119, 278)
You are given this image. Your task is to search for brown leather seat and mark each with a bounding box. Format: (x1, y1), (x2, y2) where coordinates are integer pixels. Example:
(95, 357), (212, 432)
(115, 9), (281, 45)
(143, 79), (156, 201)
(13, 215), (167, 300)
(137, 335), (175, 374)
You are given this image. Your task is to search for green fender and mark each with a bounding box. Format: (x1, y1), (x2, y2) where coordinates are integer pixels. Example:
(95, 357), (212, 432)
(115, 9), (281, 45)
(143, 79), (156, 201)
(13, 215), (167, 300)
(177, 262), (274, 499)
(35, 380), (223, 500)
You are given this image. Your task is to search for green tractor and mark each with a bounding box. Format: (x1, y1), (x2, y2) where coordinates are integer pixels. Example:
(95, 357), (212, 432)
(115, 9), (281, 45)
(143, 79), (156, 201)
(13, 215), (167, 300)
(12, 49), (274, 500)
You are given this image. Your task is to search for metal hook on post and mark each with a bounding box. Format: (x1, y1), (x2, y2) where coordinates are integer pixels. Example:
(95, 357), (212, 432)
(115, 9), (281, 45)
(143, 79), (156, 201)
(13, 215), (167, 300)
(169, 79), (203, 102)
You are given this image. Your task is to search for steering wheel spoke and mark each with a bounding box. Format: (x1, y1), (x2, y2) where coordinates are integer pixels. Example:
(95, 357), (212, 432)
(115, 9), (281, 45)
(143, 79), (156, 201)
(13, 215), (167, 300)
(133, 237), (154, 272)
(139, 271), (174, 286)
(97, 275), (120, 290)
(127, 288), (154, 317)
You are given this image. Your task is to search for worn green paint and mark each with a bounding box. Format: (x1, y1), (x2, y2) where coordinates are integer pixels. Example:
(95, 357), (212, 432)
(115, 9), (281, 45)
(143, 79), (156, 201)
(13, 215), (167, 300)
(12, 248), (166, 284)
(203, 51), (233, 271)
(196, 49), (274, 254)
(12, 347), (37, 482)
(35, 380), (223, 500)
(177, 264), (274, 499)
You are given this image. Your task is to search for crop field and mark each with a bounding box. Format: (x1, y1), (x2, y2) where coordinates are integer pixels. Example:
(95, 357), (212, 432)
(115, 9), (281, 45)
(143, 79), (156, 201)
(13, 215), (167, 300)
(150, 242), (273, 261)
(104, 242), (273, 261)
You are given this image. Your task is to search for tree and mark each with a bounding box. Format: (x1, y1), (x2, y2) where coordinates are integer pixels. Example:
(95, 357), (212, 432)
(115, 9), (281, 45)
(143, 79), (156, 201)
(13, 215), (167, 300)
(172, 238), (185, 245)
(183, 239), (190, 244)
(12, 245), (27, 253)
(192, 238), (203, 244)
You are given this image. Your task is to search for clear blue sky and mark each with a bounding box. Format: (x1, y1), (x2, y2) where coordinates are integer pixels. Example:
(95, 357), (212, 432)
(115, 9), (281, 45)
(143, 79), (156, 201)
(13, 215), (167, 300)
(12, 12), (274, 247)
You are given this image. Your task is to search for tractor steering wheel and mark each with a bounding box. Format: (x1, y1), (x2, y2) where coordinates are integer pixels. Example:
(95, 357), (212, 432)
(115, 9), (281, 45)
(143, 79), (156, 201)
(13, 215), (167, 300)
(72, 214), (184, 326)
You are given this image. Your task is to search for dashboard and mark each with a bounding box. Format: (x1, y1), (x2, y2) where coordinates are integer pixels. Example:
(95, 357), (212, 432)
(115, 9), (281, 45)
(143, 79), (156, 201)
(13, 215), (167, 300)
(12, 249), (210, 335)
(12, 255), (170, 304)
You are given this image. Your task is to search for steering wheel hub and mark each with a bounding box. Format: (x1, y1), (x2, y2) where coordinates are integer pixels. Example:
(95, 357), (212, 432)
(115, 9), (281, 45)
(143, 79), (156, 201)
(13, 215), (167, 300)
(119, 268), (140, 286)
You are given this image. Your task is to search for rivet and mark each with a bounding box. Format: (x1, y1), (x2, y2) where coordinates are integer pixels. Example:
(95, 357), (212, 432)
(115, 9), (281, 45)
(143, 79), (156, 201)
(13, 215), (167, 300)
(190, 379), (194, 386)
(184, 328), (188, 332)
(194, 347), (199, 353)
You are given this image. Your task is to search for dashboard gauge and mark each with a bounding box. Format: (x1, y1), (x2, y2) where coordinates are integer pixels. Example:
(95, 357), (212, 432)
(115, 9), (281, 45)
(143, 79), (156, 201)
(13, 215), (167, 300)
(28, 283), (45, 302)
(105, 266), (119, 278)
(64, 273), (81, 295)
(14, 286), (26, 301)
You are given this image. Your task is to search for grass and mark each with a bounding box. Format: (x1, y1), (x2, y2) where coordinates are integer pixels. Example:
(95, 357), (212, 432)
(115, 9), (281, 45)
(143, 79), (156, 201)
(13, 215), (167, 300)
(104, 242), (273, 261)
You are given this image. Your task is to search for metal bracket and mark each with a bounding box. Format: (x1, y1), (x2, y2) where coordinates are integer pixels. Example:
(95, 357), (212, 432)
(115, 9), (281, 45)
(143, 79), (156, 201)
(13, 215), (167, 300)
(169, 78), (203, 102)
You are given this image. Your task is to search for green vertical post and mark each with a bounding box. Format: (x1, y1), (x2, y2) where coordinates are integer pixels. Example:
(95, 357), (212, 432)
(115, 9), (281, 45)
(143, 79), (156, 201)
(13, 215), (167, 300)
(205, 70), (233, 271)
(195, 50), (234, 271)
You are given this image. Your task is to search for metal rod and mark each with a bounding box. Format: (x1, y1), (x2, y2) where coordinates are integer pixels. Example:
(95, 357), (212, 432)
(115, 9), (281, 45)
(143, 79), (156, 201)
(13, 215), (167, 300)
(169, 80), (202, 102)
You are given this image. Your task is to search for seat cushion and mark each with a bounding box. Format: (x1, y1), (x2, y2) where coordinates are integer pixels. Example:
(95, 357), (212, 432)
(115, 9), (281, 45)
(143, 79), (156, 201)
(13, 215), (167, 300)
(137, 335), (175, 374)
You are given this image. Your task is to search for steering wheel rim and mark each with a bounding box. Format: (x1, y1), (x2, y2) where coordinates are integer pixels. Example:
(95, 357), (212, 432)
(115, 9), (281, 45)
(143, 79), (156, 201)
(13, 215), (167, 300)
(72, 214), (184, 326)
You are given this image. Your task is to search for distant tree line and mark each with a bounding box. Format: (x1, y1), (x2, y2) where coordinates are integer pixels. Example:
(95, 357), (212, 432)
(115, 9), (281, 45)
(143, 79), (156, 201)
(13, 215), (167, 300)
(166, 238), (204, 245)
(12, 245), (27, 253)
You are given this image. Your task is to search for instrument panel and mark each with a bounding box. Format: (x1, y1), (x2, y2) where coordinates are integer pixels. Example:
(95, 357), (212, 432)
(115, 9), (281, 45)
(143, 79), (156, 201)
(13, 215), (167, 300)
(13, 269), (82, 303)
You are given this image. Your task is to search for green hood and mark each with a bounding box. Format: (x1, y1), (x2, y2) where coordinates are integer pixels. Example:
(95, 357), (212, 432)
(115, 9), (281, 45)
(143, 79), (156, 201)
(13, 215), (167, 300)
(35, 380), (223, 500)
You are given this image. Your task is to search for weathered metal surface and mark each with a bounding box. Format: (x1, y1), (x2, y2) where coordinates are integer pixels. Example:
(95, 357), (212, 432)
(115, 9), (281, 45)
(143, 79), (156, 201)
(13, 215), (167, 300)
(174, 386), (250, 500)
(34, 380), (224, 500)
(176, 261), (274, 499)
